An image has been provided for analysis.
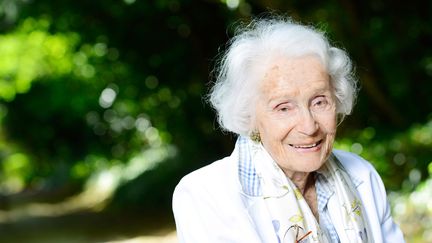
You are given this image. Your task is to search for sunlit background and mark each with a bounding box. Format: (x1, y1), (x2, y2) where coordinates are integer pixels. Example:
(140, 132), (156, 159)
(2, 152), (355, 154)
(0, 0), (431, 242)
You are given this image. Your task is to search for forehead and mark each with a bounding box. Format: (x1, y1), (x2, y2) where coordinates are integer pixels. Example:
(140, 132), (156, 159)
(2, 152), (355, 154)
(259, 55), (330, 99)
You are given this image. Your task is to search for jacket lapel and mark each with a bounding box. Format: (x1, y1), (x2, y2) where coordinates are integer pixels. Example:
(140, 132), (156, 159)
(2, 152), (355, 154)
(236, 137), (279, 242)
(240, 193), (279, 242)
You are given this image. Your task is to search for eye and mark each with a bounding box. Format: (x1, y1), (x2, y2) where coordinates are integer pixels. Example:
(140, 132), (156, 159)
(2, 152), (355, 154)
(275, 102), (295, 112)
(311, 96), (330, 110)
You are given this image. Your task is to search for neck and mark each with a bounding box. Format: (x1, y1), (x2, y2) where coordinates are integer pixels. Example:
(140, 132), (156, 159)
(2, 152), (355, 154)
(287, 172), (315, 194)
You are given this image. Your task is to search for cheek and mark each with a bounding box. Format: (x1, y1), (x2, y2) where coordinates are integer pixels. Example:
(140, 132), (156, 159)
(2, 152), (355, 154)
(255, 107), (281, 138)
(325, 120), (337, 134)
(316, 112), (337, 133)
(258, 117), (295, 142)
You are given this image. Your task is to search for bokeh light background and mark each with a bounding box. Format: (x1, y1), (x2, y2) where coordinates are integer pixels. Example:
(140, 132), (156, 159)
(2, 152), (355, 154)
(0, 0), (431, 242)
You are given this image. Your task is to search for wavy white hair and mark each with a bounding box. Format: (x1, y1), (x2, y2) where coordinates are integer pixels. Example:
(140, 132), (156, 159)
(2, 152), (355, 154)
(208, 17), (358, 136)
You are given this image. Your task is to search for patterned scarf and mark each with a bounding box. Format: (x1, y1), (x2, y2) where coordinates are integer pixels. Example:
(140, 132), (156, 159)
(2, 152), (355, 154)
(237, 136), (371, 243)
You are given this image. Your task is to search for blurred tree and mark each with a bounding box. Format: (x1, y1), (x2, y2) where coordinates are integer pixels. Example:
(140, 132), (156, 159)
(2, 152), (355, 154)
(0, 0), (430, 213)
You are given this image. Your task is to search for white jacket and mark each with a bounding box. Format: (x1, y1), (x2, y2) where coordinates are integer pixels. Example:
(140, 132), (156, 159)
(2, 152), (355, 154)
(173, 149), (405, 242)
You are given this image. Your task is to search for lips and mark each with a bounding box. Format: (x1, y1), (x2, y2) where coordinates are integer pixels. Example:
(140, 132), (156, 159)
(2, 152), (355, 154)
(289, 139), (323, 149)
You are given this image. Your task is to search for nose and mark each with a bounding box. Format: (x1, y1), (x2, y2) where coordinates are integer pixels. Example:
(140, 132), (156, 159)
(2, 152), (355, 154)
(296, 108), (318, 136)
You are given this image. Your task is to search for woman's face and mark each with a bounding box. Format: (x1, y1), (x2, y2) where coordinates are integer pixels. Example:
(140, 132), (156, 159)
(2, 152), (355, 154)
(254, 55), (337, 177)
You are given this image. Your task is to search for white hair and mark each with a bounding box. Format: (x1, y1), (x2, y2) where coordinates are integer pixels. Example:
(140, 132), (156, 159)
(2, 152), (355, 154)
(208, 17), (358, 136)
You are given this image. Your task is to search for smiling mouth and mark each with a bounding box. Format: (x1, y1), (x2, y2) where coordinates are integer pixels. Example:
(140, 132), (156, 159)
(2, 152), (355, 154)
(289, 139), (323, 149)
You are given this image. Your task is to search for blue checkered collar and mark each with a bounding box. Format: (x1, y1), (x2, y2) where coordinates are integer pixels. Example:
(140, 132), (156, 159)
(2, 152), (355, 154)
(237, 136), (262, 197)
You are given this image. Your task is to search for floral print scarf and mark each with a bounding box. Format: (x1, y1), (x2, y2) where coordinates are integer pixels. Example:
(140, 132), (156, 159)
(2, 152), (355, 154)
(237, 136), (371, 243)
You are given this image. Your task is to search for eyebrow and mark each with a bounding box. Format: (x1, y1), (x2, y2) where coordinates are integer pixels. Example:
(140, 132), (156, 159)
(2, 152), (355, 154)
(267, 96), (294, 109)
(266, 86), (332, 105)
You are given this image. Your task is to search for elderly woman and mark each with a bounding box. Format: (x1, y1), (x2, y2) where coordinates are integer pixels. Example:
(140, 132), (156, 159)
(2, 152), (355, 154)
(173, 17), (404, 243)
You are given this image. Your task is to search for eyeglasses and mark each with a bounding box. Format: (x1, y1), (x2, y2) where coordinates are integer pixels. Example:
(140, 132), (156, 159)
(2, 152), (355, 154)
(296, 230), (312, 243)
(286, 224), (313, 243)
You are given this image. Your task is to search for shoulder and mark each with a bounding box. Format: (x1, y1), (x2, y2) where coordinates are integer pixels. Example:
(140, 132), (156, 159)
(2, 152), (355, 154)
(332, 149), (387, 216)
(172, 154), (247, 226)
(172, 154), (264, 242)
(332, 150), (406, 241)
(173, 155), (239, 202)
(176, 156), (237, 188)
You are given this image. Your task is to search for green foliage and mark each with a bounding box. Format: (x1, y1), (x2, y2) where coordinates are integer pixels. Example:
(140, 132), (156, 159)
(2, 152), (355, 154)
(0, 16), (177, 194)
(1, 152), (32, 193)
(336, 117), (432, 191)
(390, 167), (432, 243)
(0, 17), (79, 101)
(0, 0), (431, 241)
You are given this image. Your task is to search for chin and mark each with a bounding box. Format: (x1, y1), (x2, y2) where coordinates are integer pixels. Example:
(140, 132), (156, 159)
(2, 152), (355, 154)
(306, 162), (326, 172)
(299, 156), (327, 172)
